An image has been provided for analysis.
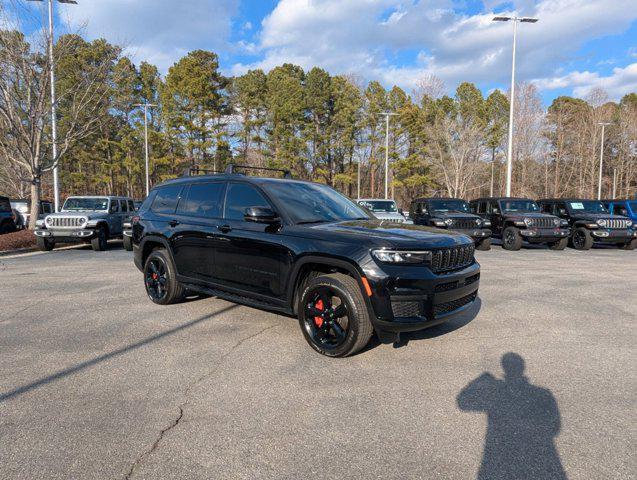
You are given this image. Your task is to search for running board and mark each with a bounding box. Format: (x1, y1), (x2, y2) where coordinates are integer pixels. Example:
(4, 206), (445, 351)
(182, 283), (294, 317)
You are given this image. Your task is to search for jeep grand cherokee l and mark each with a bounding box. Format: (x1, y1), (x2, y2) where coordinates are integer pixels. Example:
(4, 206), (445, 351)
(132, 166), (480, 357)
(469, 197), (570, 251)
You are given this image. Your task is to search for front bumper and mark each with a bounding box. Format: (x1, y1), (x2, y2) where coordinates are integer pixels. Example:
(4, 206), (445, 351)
(452, 228), (492, 242)
(364, 260), (480, 334)
(519, 227), (570, 242)
(590, 229), (637, 243)
(34, 228), (97, 242)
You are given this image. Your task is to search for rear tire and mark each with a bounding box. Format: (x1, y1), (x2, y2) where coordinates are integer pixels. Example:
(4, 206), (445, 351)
(298, 273), (373, 358)
(475, 237), (491, 251)
(502, 226), (522, 251)
(144, 249), (185, 305)
(36, 237), (55, 251)
(571, 227), (593, 250)
(548, 238), (568, 250)
(621, 238), (637, 250)
(123, 235), (133, 251)
(91, 227), (108, 251)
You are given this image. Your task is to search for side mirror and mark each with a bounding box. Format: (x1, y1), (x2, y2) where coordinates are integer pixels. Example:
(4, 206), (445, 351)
(398, 208), (404, 216)
(244, 206), (279, 224)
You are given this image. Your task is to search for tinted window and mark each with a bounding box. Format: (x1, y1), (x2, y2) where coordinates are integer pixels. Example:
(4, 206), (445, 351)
(180, 182), (225, 218)
(128, 200), (135, 212)
(151, 185), (183, 214)
(64, 197), (109, 211)
(120, 200), (128, 213)
(0, 198), (11, 212)
(224, 183), (270, 221)
(42, 203), (52, 214)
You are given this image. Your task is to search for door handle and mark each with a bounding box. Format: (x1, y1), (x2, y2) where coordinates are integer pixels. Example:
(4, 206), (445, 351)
(218, 225), (232, 233)
(169, 220), (180, 228)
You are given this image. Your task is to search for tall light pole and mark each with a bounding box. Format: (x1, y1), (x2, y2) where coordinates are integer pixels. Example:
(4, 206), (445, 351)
(493, 14), (538, 197)
(27, 0), (78, 212)
(133, 103), (157, 197)
(597, 122), (612, 200)
(377, 112), (398, 199)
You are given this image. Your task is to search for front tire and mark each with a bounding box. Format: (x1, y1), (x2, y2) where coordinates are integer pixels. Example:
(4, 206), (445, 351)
(571, 227), (593, 250)
(475, 237), (491, 251)
(548, 238), (568, 250)
(91, 227), (108, 251)
(36, 237), (55, 251)
(123, 235), (133, 251)
(621, 238), (637, 250)
(298, 273), (373, 358)
(144, 249), (185, 305)
(502, 226), (522, 251)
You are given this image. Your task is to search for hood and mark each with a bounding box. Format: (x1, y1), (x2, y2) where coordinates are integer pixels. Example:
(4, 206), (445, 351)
(296, 219), (473, 249)
(51, 210), (110, 219)
(430, 212), (480, 220)
(502, 212), (557, 220)
(570, 213), (629, 221)
(371, 211), (407, 221)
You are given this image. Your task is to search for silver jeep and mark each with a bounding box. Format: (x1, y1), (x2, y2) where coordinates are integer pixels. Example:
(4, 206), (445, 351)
(34, 196), (135, 251)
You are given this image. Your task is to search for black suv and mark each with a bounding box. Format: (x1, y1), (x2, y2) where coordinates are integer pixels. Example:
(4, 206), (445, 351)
(538, 199), (636, 250)
(409, 197), (492, 250)
(0, 196), (17, 234)
(132, 166), (480, 357)
(469, 197), (570, 251)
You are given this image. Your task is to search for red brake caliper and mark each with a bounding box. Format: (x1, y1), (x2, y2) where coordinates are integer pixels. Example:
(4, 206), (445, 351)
(314, 299), (324, 328)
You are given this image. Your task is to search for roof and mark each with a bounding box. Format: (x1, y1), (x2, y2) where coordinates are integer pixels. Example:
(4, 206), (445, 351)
(65, 195), (132, 200)
(538, 198), (604, 203)
(156, 173), (316, 190)
(357, 198), (397, 202)
(412, 197), (463, 202)
(470, 197), (533, 202)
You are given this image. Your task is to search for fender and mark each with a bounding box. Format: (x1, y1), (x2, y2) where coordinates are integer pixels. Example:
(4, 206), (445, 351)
(136, 234), (174, 271)
(286, 254), (374, 319)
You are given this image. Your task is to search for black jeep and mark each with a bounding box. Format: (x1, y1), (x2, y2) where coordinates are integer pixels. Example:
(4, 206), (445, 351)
(469, 197), (570, 251)
(132, 165), (480, 357)
(538, 199), (636, 250)
(0, 196), (17, 234)
(409, 197), (492, 250)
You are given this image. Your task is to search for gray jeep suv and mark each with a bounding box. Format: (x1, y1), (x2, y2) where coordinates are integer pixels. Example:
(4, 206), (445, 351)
(35, 196), (135, 251)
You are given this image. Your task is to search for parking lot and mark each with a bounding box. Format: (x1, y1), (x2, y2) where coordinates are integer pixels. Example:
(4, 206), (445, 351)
(0, 244), (635, 479)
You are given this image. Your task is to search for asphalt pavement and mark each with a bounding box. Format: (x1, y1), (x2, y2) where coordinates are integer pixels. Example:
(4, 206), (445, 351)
(0, 242), (635, 479)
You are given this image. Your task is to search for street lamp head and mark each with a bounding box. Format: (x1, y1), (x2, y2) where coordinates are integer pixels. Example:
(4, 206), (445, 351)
(520, 17), (539, 23)
(493, 16), (512, 21)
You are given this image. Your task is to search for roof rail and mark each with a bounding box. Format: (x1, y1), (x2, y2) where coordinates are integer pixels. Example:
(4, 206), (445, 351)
(182, 166), (222, 177)
(224, 164), (292, 179)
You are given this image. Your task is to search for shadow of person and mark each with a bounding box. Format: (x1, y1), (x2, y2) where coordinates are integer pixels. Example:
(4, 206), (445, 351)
(457, 353), (567, 480)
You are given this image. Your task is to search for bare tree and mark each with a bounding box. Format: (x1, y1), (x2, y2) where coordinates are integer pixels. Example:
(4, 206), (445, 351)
(0, 10), (118, 228)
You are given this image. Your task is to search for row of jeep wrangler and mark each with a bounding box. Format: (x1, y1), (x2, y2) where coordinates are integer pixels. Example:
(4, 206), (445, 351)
(407, 197), (637, 251)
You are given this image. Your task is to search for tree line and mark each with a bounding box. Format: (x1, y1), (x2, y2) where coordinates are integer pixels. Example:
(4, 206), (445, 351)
(1, 23), (636, 228)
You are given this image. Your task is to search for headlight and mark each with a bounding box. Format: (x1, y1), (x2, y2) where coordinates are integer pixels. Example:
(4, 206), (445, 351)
(444, 218), (453, 226)
(560, 219), (569, 226)
(45, 216), (53, 225)
(596, 219), (607, 227)
(523, 218), (535, 227)
(483, 220), (491, 227)
(627, 220), (633, 228)
(432, 219), (447, 227)
(553, 218), (560, 226)
(79, 216), (88, 225)
(371, 249), (430, 264)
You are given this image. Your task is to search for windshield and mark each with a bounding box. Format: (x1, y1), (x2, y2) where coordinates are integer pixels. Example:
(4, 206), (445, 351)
(0, 198), (11, 212)
(567, 201), (608, 214)
(428, 199), (470, 213)
(629, 202), (637, 212)
(499, 199), (539, 213)
(63, 197), (109, 211)
(263, 182), (370, 224)
(358, 200), (398, 213)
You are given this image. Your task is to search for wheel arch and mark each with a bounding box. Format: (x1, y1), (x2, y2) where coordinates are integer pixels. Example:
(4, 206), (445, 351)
(139, 235), (174, 268)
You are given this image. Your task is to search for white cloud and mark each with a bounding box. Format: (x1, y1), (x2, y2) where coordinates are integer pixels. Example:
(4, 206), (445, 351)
(534, 63), (637, 100)
(57, 0), (238, 71)
(235, 0), (637, 97)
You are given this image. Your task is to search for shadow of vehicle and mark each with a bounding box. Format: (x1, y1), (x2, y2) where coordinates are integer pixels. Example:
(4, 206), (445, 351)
(457, 353), (567, 480)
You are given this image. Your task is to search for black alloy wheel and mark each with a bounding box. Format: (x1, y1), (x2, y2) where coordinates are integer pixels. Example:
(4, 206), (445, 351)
(304, 286), (350, 350)
(571, 228), (593, 250)
(502, 226), (522, 251)
(145, 256), (168, 302)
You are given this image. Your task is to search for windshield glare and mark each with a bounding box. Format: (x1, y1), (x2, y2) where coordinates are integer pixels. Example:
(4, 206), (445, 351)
(428, 199), (469, 213)
(567, 201), (608, 214)
(500, 200), (539, 213)
(63, 197), (109, 211)
(358, 200), (398, 213)
(264, 183), (369, 224)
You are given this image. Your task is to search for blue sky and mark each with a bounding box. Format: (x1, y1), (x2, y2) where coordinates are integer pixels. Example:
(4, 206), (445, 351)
(7, 0), (637, 104)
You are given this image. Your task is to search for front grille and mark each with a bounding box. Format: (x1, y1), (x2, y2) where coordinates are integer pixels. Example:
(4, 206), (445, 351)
(47, 216), (84, 228)
(599, 218), (631, 229)
(433, 292), (477, 317)
(435, 280), (459, 292)
(430, 244), (475, 273)
(532, 217), (556, 228)
(450, 218), (479, 230)
(391, 301), (421, 318)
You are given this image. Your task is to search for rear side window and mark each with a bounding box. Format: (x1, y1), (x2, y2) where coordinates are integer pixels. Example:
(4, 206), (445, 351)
(179, 182), (225, 218)
(128, 200), (135, 212)
(151, 185), (183, 214)
(121, 200), (128, 213)
(224, 183), (270, 221)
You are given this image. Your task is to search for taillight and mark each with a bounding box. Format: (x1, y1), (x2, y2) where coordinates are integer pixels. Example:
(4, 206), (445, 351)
(131, 215), (140, 225)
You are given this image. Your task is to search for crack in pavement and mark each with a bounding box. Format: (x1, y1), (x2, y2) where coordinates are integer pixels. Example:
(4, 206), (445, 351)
(123, 322), (280, 479)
